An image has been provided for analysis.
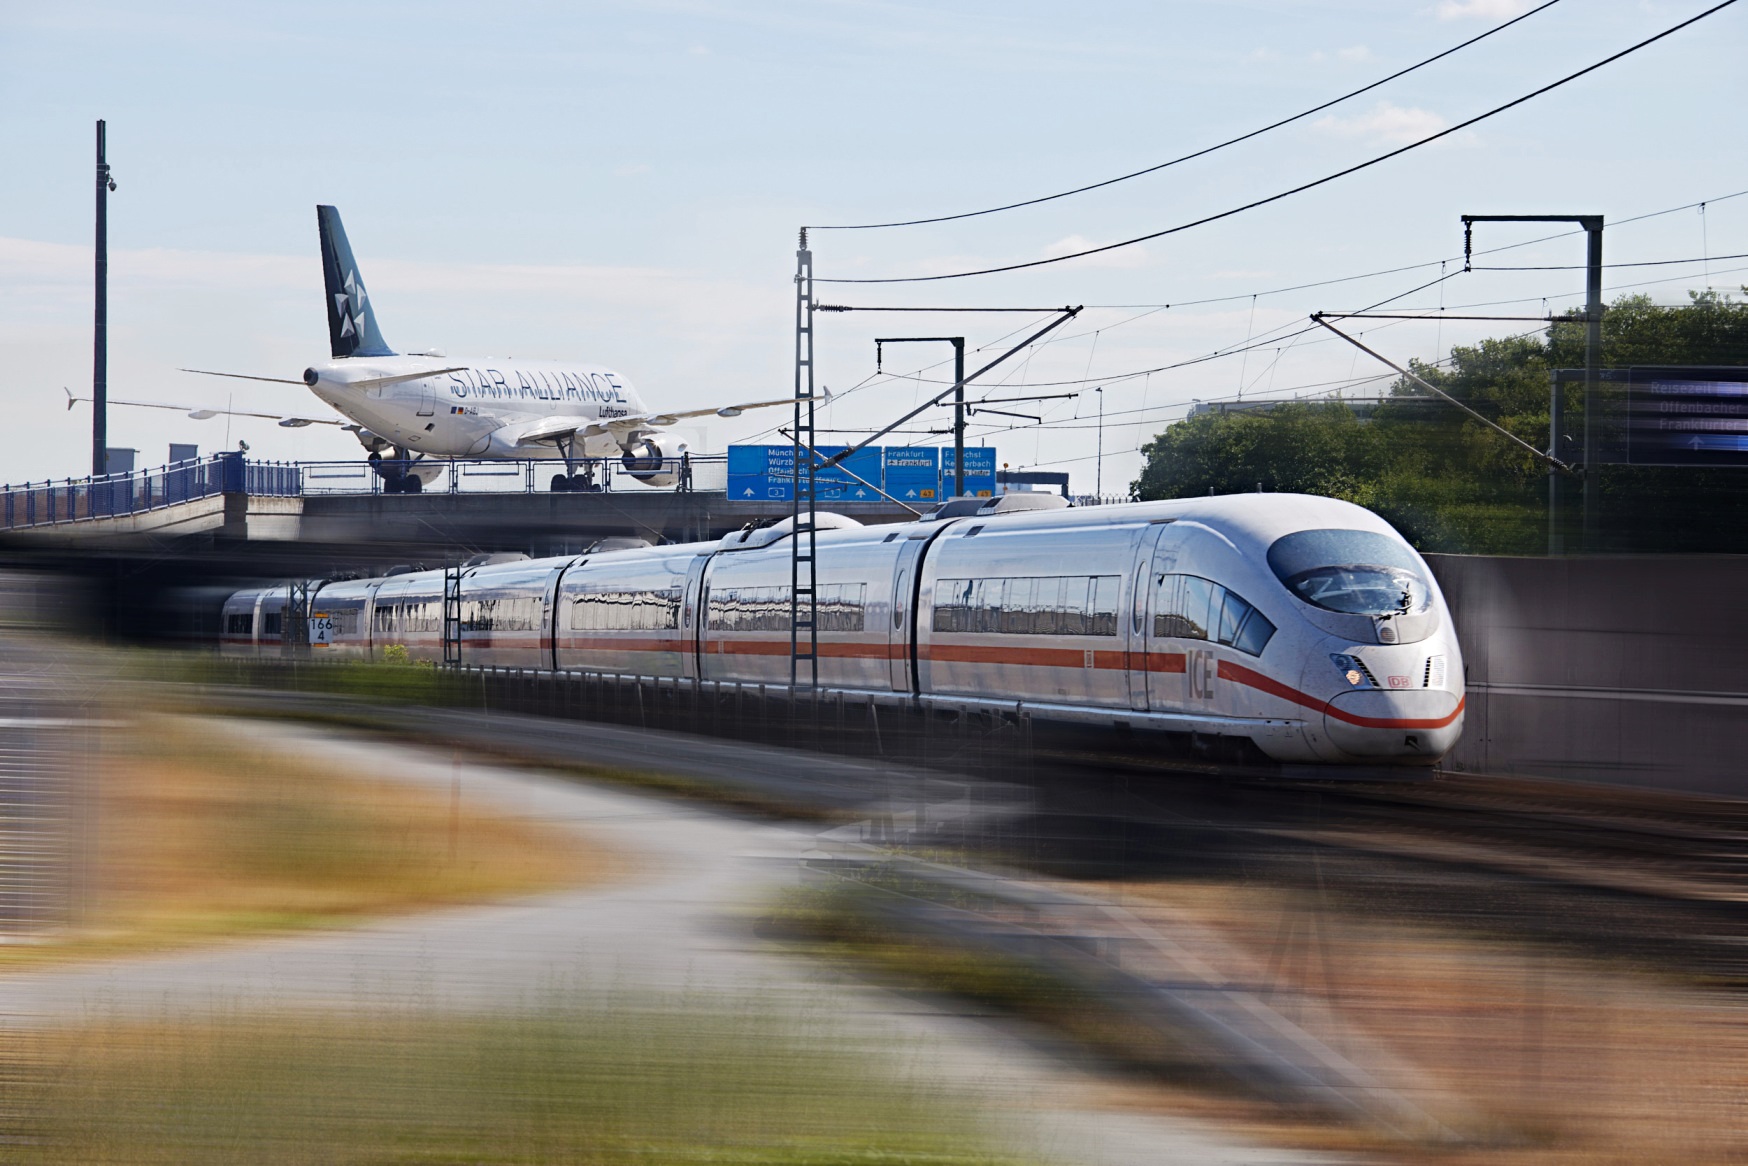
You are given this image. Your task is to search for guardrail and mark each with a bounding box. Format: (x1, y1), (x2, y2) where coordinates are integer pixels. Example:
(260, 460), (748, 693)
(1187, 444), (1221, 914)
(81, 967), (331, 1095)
(0, 453), (300, 532)
(298, 455), (729, 496)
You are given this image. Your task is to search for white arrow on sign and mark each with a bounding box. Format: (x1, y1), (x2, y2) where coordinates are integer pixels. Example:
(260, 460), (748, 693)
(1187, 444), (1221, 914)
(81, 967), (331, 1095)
(1692, 437), (1705, 450)
(905, 489), (917, 498)
(742, 487), (756, 496)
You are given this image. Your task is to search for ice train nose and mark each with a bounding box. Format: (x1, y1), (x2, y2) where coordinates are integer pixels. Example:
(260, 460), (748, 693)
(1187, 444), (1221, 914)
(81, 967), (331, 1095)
(1322, 689), (1464, 761)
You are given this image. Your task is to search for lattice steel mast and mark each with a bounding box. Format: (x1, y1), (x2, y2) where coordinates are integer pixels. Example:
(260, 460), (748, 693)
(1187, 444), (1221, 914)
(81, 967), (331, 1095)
(789, 231), (819, 686)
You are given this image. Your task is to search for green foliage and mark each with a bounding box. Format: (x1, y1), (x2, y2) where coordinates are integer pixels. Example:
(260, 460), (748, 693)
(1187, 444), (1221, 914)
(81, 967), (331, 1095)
(16, 1000), (1025, 1165)
(1132, 290), (1748, 552)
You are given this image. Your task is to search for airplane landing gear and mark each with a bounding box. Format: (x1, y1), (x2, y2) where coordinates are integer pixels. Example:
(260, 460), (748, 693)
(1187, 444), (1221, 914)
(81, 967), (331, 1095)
(549, 436), (598, 493)
(370, 447), (424, 494)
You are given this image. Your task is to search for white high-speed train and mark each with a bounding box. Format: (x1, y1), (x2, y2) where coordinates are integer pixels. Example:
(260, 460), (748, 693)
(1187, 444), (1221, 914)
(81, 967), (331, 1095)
(220, 493), (1464, 766)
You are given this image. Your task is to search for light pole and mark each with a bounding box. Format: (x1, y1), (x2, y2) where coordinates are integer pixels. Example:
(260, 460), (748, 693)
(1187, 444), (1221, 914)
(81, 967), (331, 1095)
(1094, 386), (1104, 499)
(92, 120), (117, 477)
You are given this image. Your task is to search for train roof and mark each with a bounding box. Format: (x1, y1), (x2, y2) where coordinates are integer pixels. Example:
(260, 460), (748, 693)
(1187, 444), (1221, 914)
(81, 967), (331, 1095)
(302, 493), (1412, 597)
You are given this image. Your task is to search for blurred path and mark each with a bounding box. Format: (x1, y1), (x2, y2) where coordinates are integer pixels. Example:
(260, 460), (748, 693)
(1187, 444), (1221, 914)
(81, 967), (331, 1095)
(0, 718), (1358, 1166)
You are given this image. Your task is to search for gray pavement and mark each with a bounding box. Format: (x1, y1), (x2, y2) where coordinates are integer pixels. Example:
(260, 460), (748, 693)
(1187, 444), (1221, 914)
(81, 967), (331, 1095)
(0, 718), (1363, 1166)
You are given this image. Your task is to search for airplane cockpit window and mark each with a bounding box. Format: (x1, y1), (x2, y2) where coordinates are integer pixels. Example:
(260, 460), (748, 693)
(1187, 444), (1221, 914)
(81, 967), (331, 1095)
(1266, 529), (1430, 617)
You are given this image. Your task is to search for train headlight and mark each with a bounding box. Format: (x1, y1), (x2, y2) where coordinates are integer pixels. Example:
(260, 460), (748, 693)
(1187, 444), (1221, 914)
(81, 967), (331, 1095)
(1330, 653), (1374, 688)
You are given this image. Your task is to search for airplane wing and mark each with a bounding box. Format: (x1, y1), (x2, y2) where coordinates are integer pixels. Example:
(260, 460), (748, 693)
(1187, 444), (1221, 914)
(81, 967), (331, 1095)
(65, 389), (344, 429)
(641, 396), (794, 426)
(181, 366), (468, 391)
(510, 397), (794, 446)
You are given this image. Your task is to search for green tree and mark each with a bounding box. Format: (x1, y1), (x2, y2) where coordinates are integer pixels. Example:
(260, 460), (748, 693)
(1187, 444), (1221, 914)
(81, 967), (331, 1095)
(1130, 290), (1748, 553)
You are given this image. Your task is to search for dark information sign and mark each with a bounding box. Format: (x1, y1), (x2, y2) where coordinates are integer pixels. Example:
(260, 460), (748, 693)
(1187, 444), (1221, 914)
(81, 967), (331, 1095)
(1627, 366), (1748, 467)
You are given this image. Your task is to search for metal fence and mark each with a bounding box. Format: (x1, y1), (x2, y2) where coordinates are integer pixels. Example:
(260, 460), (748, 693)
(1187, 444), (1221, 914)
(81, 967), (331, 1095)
(0, 453), (732, 531)
(298, 455), (729, 496)
(0, 453), (300, 532)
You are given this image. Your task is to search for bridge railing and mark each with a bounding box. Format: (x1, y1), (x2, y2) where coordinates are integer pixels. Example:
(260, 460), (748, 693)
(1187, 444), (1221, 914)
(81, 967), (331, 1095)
(297, 455), (729, 496)
(0, 453), (302, 533)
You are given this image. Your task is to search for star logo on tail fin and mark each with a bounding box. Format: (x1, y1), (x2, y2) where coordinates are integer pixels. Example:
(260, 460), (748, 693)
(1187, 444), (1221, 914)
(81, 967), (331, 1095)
(335, 270), (368, 340)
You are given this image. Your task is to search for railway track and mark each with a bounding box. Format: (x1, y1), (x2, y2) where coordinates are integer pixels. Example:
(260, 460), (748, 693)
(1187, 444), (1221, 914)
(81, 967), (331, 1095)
(1043, 764), (1748, 981)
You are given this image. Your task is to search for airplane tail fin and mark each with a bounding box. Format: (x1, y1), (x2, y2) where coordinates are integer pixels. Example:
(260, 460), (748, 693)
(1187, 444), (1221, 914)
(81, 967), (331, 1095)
(316, 205), (395, 359)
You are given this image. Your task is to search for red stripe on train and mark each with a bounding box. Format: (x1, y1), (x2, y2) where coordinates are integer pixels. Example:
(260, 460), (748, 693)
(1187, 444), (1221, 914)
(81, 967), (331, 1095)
(1216, 660), (1464, 729)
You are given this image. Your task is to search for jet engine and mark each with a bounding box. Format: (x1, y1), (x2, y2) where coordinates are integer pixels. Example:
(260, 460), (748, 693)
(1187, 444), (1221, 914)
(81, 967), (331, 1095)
(620, 438), (687, 487)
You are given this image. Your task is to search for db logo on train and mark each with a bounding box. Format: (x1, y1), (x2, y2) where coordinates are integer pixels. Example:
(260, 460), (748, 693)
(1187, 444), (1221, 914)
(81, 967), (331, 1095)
(1188, 648), (1217, 700)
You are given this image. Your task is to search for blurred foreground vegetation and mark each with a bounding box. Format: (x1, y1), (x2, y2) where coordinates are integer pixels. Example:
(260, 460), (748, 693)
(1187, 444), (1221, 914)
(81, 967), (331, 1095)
(8, 1001), (1022, 1165)
(1132, 291), (1748, 553)
(4, 717), (595, 967)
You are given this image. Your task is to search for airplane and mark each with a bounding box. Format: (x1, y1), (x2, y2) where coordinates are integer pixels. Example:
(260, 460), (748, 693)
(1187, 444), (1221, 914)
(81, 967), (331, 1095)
(161, 205), (789, 493)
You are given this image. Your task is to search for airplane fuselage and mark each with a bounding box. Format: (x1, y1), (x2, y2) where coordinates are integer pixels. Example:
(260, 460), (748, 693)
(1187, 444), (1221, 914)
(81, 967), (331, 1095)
(307, 357), (648, 460)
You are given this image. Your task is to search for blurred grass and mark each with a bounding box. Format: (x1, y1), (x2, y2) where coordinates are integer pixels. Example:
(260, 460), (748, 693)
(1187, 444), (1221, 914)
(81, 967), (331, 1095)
(1, 717), (605, 968)
(763, 882), (1203, 1084)
(5, 1001), (1024, 1165)
(133, 650), (469, 706)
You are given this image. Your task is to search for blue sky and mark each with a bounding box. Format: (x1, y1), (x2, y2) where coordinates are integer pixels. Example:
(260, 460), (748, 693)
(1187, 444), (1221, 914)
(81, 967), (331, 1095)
(2, 0), (1744, 490)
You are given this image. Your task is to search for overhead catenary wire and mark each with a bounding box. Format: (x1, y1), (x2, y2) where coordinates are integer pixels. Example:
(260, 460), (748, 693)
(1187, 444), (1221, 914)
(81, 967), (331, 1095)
(809, 0), (1564, 231)
(817, 0), (1741, 284)
(752, 197), (1747, 448)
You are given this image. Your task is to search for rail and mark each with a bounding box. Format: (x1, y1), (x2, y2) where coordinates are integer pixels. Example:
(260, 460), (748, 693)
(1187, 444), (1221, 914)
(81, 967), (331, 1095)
(0, 453), (299, 532)
(297, 455), (728, 496)
(0, 453), (732, 532)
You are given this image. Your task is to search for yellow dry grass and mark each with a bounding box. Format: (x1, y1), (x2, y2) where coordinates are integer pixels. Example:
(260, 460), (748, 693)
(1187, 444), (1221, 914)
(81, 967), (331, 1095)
(0, 718), (612, 968)
(1092, 879), (1748, 1165)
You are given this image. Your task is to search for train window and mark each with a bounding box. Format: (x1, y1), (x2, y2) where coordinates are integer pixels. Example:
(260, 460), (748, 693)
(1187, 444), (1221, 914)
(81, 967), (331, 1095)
(462, 596), (542, 633)
(570, 588), (682, 632)
(818, 583), (867, 633)
(225, 612), (253, 635)
(1266, 529), (1430, 616)
(1089, 576), (1119, 636)
(1233, 606), (1277, 656)
(932, 575), (1120, 637)
(707, 584), (864, 634)
(893, 570), (908, 629)
(1156, 575), (1212, 640)
(1154, 574), (1273, 656)
(262, 612), (282, 636)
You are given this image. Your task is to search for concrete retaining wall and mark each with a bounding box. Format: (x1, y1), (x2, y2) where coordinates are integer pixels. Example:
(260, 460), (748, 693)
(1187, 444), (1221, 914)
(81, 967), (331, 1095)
(1426, 553), (1748, 795)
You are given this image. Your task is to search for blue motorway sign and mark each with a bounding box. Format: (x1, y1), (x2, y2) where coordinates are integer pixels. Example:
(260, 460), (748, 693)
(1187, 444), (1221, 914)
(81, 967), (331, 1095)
(727, 444), (887, 502)
(726, 444), (988, 503)
(1625, 367), (1748, 466)
(882, 447), (941, 504)
(941, 446), (998, 498)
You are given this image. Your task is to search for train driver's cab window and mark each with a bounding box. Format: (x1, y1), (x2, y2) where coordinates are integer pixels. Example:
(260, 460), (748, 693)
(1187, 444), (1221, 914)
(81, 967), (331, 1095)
(1266, 529), (1429, 616)
(1154, 574), (1275, 657)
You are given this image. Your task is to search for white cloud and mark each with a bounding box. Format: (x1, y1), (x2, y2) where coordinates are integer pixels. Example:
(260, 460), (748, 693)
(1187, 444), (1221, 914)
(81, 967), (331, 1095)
(612, 162), (652, 177)
(1040, 234), (1151, 270)
(1313, 101), (1451, 145)
(1246, 47), (1281, 63)
(1336, 45), (1372, 63)
(1436, 0), (1533, 19)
